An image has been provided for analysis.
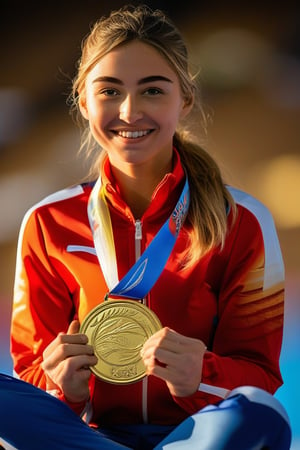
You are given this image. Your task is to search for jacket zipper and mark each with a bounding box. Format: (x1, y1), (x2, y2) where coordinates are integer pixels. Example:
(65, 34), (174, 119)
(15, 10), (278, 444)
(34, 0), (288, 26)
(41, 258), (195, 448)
(134, 219), (149, 424)
(135, 219), (142, 261)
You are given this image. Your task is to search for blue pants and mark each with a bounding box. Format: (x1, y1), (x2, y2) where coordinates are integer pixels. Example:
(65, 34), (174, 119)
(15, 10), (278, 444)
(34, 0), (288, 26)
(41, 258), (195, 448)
(0, 374), (291, 450)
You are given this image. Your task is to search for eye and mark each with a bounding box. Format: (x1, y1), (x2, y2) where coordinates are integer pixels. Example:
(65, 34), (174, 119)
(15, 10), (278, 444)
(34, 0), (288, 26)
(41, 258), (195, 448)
(144, 87), (163, 96)
(99, 88), (119, 97)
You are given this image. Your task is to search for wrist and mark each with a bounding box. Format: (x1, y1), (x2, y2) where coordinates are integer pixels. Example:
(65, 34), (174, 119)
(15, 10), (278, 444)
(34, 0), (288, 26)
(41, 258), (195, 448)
(64, 392), (90, 404)
(58, 392), (90, 415)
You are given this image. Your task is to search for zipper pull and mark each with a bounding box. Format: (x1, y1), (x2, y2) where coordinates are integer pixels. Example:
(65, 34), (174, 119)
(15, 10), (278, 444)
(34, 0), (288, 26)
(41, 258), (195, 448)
(135, 220), (142, 261)
(135, 219), (142, 240)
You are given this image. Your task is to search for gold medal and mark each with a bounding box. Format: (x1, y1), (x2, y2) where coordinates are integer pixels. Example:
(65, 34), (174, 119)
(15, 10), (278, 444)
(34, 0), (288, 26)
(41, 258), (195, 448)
(80, 300), (162, 384)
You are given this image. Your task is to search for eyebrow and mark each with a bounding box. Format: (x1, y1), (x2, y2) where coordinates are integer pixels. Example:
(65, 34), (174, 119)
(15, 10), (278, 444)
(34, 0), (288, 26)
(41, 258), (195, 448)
(92, 75), (173, 85)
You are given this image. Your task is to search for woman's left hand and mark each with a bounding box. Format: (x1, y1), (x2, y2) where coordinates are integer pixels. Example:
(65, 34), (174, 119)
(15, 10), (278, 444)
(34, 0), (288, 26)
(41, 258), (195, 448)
(141, 327), (206, 397)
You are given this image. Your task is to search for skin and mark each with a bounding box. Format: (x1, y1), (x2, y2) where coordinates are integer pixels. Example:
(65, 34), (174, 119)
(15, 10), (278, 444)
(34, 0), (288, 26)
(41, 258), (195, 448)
(42, 40), (206, 403)
(42, 320), (95, 403)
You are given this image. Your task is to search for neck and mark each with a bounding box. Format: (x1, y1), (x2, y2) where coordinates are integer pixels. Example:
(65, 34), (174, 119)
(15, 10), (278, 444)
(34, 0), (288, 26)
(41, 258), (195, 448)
(111, 160), (172, 218)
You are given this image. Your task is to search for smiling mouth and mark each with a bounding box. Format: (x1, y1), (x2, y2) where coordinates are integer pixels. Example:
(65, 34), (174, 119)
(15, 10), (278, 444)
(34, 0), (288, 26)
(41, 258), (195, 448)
(113, 130), (153, 139)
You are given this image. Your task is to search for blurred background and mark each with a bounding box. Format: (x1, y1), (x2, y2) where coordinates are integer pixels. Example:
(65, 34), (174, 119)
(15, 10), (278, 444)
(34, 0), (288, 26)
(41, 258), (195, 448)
(0, 1), (299, 448)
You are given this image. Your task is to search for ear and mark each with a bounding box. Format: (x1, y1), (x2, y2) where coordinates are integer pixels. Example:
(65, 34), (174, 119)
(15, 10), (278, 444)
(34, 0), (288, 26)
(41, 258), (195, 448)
(78, 95), (89, 120)
(180, 95), (194, 119)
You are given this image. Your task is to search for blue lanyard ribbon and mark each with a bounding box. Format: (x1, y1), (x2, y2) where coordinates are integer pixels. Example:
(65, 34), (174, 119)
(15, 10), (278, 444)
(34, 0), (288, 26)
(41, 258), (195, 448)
(88, 175), (190, 301)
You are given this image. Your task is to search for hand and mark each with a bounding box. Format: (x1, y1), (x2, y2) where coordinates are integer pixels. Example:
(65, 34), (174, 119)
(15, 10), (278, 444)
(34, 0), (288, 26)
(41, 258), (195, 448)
(141, 327), (206, 397)
(42, 320), (97, 403)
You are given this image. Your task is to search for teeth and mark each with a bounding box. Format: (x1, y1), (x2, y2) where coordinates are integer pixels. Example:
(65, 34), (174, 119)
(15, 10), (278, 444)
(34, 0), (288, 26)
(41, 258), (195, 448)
(117, 130), (150, 138)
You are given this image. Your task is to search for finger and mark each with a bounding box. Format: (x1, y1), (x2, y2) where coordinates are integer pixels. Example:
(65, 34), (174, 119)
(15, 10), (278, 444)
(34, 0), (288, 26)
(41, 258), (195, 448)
(145, 329), (205, 355)
(67, 320), (80, 335)
(141, 328), (169, 353)
(45, 321), (82, 358)
(64, 354), (98, 373)
(143, 347), (177, 371)
(58, 333), (88, 346)
(58, 320), (88, 344)
(143, 354), (170, 379)
(58, 342), (95, 360)
(142, 333), (181, 357)
(44, 341), (96, 374)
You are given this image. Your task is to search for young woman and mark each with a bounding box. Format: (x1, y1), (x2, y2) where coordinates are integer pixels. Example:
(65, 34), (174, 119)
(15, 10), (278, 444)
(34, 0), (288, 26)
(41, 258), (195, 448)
(0, 4), (291, 449)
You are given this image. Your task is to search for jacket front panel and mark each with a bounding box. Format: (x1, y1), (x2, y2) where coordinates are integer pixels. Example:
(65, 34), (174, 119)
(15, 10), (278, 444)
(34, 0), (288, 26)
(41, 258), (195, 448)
(11, 153), (284, 426)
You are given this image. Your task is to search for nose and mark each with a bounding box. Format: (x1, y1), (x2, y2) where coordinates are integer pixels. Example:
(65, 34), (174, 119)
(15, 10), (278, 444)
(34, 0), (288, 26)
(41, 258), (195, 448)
(119, 95), (143, 123)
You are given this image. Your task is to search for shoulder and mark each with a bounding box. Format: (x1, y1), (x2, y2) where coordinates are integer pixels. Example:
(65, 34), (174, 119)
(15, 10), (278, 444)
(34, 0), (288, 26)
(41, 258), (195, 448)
(33, 184), (86, 207)
(20, 182), (94, 230)
(226, 185), (284, 288)
(227, 185), (274, 227)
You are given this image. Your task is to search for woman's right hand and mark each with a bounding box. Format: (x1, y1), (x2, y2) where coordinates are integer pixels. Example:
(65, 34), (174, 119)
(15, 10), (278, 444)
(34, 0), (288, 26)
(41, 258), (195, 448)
(41, 320), (97, 403)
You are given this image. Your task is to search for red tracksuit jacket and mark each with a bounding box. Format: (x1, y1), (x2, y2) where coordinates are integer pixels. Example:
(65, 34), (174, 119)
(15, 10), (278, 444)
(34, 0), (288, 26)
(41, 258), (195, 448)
(11, 150), (284, 427)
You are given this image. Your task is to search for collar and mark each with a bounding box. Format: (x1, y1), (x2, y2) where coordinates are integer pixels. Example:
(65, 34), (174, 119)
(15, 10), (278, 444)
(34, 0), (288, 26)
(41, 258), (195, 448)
(100, 148), (186, 221)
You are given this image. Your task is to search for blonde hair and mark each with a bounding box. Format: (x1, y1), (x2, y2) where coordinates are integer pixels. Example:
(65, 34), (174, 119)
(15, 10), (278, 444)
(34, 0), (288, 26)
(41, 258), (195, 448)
(69, 4), (236, 267)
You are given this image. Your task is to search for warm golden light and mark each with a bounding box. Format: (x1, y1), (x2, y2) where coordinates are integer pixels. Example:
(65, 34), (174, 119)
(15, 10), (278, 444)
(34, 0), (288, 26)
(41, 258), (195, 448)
(248, 154), (300, 229)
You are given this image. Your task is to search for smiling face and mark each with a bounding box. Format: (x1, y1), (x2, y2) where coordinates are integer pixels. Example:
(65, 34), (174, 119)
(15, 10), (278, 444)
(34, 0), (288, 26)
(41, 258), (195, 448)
(79, 40), (192, 176)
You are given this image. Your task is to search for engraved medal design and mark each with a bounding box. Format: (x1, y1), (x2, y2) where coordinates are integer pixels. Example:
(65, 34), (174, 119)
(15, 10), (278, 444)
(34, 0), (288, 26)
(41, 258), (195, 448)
(80, 300), (162, 384)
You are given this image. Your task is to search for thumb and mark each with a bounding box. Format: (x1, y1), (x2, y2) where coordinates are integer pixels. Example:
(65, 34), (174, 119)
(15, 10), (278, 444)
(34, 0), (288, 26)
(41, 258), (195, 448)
(67, 319), (80, 335)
